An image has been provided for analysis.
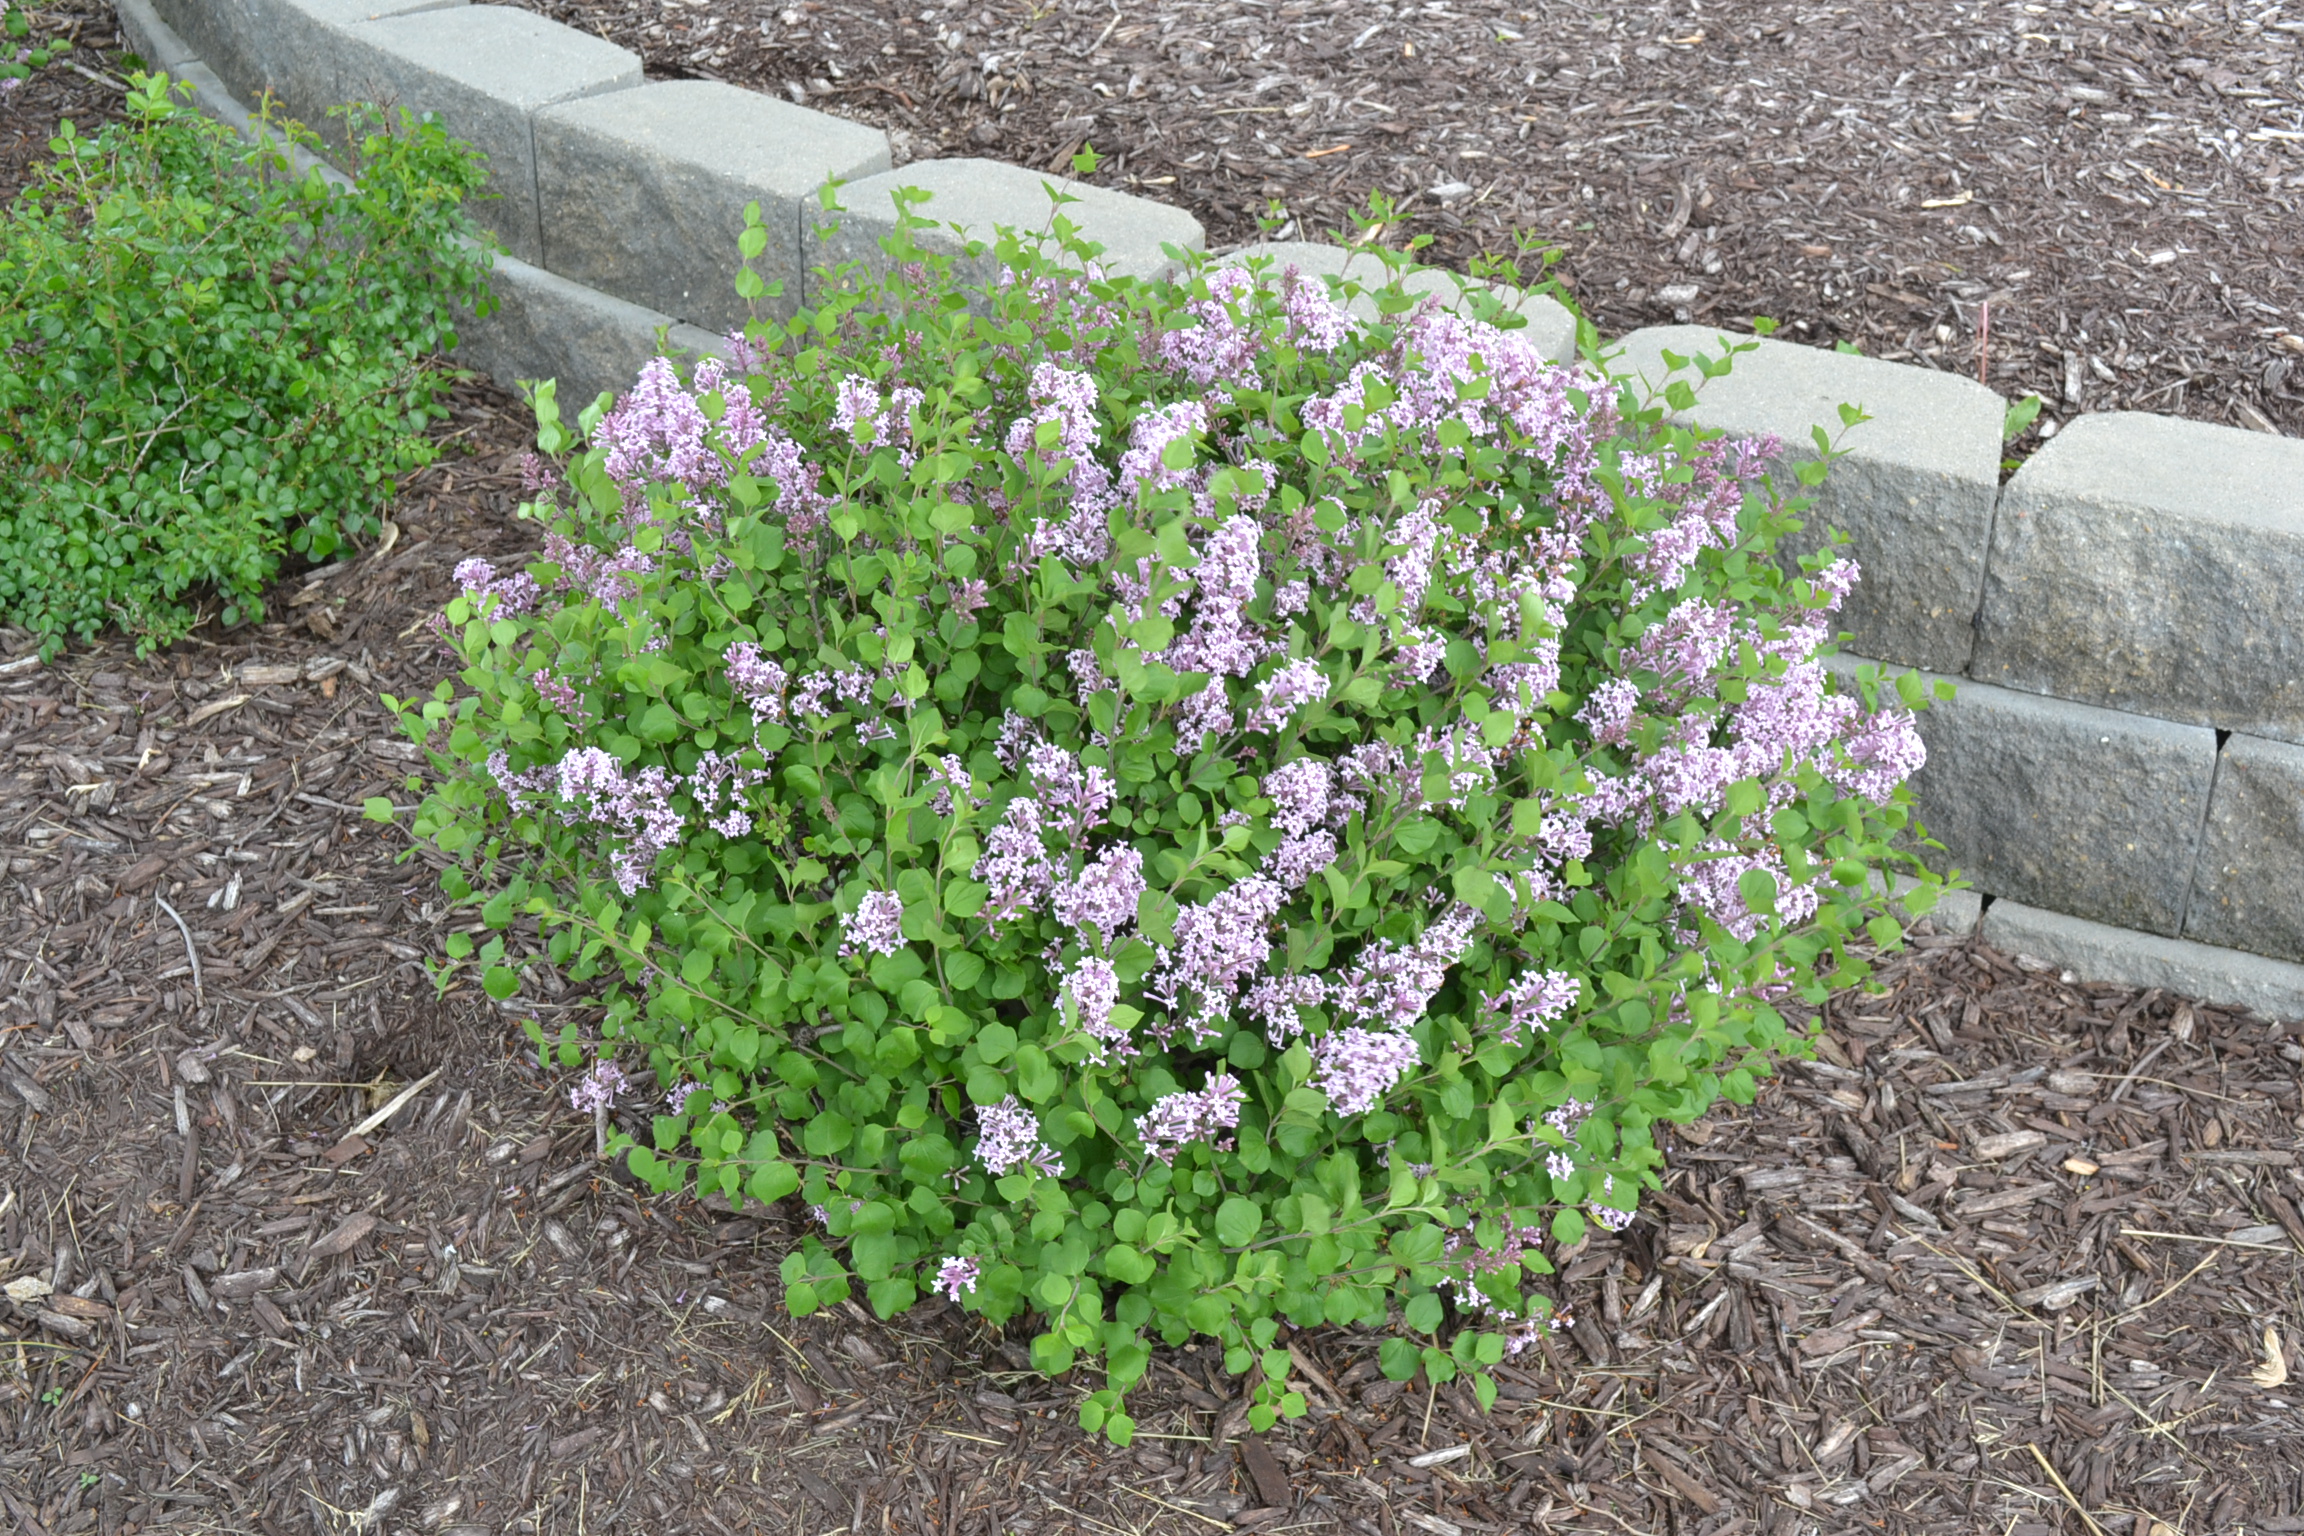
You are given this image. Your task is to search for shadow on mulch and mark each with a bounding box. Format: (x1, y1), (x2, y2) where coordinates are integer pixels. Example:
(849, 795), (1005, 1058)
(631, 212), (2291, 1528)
(1, 386), (2299, 1535)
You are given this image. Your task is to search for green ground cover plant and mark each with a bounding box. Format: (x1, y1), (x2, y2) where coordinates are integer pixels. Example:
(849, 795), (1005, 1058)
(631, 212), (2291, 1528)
(398, 192), (1945, 1441)
(0, 73), (492, 652)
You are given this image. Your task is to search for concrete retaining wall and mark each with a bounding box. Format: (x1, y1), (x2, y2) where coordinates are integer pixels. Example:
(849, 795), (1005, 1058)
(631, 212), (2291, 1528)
(112, 0), (2304, 1018)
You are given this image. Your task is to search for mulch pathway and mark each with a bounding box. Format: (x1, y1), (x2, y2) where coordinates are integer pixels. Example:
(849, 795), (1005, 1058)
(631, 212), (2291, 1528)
(1, 23), (2301, 1532)
(498, 0), (2304, 444)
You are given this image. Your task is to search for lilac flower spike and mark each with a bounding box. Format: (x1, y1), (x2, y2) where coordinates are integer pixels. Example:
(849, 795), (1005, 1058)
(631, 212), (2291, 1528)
(840, 891), (906, 959)
(975, 1096), (1062, 1178)
(1135, 1073), (1246, 1164)
(934, 1256), (981, 1301)
(569, 1059), (627, 1115)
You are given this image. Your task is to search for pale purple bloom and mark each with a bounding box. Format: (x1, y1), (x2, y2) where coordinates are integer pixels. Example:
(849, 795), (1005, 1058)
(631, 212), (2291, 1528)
(1831, 707), (1927, 804)
(724, 642), (788, 721)
(1261, 757), (1333, 836)
(1544, 1099), (1592, 1139)
(975, 1096), (1062, 1177)
(934, 1256), (981, 1301)
(1308, 1027), (1423, 1116)
(928, 754), (977, 816)
(529, 667), (586, 720)
(1135, 1073), (1246, 1164)
(1245, 658), (1328, 734)
(453, 558), (539, 618)
(1329, 904), (1481, 1034)
(1050, 844), (1145, 938)
(1262, 830), (1336, 892)
(1149, 875), (1287, 1040)
(666, 1080), (710, 1115)
(1577, 678), (1641, 747)
(1242, 973), (1326, 1045)
(551, 746), (685, 894)
(1545, 1151), (1577, 1181)
(1150, 266), (1264, 388)
(1277, 266), (1352, 353)
(1484, 970), (1579, 1046)
(975, 796), (1054, 933)
(840, 891), (907, 959)
(1162, 515), (1268, 684)
(1115, 400), (1209, 502)
(569, 1060), (627, 1115)
(1026, 741), (1116, 840)
(1062, 956), (1132, 1062)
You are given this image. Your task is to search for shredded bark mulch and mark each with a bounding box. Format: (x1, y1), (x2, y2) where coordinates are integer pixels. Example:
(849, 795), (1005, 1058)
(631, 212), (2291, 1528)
(0, 1), (130, 205)
(497, 0), (2304, 446)
(1, 381), (2301, 1534)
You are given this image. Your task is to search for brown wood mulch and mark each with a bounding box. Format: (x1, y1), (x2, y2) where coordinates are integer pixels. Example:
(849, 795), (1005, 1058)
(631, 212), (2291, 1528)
(2, 26), (2302, 1529)
(0, 379), (2299, 1534)
(496, 0), (2304, 445)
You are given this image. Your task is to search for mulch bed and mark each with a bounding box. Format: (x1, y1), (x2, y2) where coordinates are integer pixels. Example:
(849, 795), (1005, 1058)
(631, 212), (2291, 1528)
(498, 0), (2304, 443)
(0, 0), (130, 204)
(0, 383), (2299, 1536)
(0, 20), (2300, 1532)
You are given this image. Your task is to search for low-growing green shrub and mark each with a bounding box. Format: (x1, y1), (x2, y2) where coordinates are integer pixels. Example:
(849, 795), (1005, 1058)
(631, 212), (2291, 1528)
(399, 199), (1942, 1441)
(0, 73), (492, 651)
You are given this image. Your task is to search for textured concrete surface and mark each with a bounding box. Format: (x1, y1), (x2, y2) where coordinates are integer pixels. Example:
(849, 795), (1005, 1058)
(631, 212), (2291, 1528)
(149, 0), (465, 132)
(1972, 411), (2304, 746)
(1614, 327), (2005, 675)
(806, 157), (1204, 299)
(1832, 658), (2218, 938)
(536, 82), (888, 334)
(1222, 240), (1581, 361)
(1982, 900), (2304, 1022)
(454, 249), (729, 412)
(336, 6), (641, 262)
(2183, 733), (2304, 964)
(113, 0), (198, 70)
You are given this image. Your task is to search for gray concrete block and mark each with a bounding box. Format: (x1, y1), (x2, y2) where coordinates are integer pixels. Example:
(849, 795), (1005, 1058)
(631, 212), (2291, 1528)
(1830, 656), (2218, 937)
(1222, 241), (1580, 362)
(335, 6), (642, 263)
(2182, 734), (2304, 963)
(1971, 411), (2304, 746)
(806, 158), (1204, 301)
(114, 0), (200, 71)
(453, 249), (729, 413)
(1613, 327), (2005, 674)
(1981, 900), (2304, 1022)
(148, 0), (464, 130)
(536, 82), (888, 334)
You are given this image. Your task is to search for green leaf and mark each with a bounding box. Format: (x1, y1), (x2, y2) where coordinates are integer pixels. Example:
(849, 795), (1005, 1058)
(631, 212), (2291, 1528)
(1214, 1196), (1261, 1246)
(482, 966), (519, 1002)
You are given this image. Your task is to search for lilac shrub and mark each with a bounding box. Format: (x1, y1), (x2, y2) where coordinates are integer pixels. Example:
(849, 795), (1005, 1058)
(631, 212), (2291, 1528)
(397, 200), (1945, 1444)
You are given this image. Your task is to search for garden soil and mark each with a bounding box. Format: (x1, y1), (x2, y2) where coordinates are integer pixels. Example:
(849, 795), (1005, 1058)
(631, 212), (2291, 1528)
(1, 10), (2302, 1534)
(493, 0), (2304, 443)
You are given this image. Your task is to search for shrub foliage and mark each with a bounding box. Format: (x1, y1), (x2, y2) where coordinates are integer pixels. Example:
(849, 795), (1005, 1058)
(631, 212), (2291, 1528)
(0, 74), (491, 650)
(401, 200), (1940, 1440)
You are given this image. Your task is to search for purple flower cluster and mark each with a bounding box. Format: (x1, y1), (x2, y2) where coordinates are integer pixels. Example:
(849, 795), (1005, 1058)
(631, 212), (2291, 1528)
(975, 1096), (1062, 1178)
(724, 641), (789, 722)
(1484, 970), (1579, 1046)
(1135, 1073), (1246, 1164)
(665, 1080), (710, 1115)
(934, 1255), (981, 1301)
(840, 891), (907, 959)
(1245, 658), (1329, 735)
(1148, 875), (1287, 1042)
(557, 748), (683, 894)
(569, 1059), (627, 1115)
(1050, 844), (1145, 939)
(1308, 1027), (1424, 1117)
(1062, 956), (1131, 1062)
(453, 558), (539, 618)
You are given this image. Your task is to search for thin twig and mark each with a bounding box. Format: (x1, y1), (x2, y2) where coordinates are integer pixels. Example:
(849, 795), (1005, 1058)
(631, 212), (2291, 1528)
(2119, 1228), (2296, 1253)
(152, 895), (203, 1008)
(2027, 1443), (2110, 1536)
(2106, 1036), (2173, 1102)
(345, 1067), (443, 1139)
